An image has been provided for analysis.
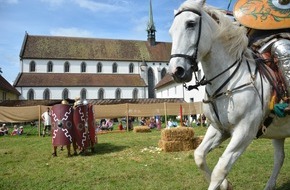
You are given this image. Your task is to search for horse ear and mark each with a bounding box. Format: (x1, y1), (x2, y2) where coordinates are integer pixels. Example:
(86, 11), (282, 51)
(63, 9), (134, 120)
(195, 0), (205, 7)
(174, 9), (178, 15)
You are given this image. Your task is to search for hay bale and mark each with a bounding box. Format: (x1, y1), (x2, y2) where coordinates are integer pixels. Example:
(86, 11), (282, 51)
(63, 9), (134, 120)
(161, 127), (195, 141)
(133, 126), (151, 133)
(158, 139), (195, 152)
(159, 127), (195, 152)
(193, 136), (204, 149)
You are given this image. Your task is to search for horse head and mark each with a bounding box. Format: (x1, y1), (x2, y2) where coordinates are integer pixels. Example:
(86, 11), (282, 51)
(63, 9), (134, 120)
(168, 0), (247, 84)
(168, 0), (207, 83)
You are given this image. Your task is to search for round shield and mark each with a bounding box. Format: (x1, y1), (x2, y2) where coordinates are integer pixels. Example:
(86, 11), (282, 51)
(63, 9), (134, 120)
(51, 104), (74, 146)
(234, 0), (290, 30)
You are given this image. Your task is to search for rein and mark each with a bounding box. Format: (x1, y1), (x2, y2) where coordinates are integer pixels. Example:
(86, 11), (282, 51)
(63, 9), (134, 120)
(170, 9), (202, 72)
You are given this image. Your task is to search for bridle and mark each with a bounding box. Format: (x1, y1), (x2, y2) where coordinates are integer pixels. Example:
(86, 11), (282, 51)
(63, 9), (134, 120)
(170, 9), (202, 72)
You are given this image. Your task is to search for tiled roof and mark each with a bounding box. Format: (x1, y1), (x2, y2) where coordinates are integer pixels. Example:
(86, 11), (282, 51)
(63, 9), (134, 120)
(0, 98), (185, 107)
(20, 34), (172, 62)
(89, 98), (185, 105)
(155, 73), (175, 89)
(14, 73), (147, 87)
(0, 75), (20, 95)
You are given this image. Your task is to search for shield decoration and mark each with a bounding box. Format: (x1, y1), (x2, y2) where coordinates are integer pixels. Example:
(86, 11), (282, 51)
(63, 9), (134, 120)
(73, 105), (89, 149)
(51, 104), (74, 146)
(234, 0), (290, 29)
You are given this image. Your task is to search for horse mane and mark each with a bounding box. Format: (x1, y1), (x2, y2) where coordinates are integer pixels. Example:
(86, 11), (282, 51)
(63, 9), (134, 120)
(178, 0), (249, 60)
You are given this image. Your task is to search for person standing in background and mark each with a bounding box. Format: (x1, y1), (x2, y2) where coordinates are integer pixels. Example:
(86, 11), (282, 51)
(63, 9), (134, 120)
(42, 107), (51, 137)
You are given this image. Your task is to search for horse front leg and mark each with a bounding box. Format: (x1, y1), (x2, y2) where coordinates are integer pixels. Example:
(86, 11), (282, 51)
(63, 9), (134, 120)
(194, 125), (230, 188)
(264, 138), (285, 190)
(208, 126), (255, 190)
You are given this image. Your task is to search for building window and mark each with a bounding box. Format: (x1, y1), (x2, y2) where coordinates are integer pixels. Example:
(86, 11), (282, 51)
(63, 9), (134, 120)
(62, 89), (69, 99)
(30, 61), (36, 72)
(97, 62), (102, 73)
(115, 88), (121, 100)
(148, 67), (155, 98)
(27, 89), (34, 100)
(132, 88), (138, 99)
(2, 92), (7, 101)
(81, 62), (86, 73)
(112, 62), (118, 73)
(64, 61), (70, 72)
(81, 88), (87, 100)
(98, 88), (104, 100)
(129, 63), (134, 73)
(43, 89), (50, 100)
(161, 68), (167, 79)
(47, 61), (53, 72)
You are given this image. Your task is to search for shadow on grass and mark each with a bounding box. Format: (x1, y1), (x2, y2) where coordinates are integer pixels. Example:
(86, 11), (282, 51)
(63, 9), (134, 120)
(277, 181), (290, 190)
(94, 142), (128, 155)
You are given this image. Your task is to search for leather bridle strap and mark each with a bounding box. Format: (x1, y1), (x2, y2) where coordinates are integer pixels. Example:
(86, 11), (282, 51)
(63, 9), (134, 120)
(170, 9), (202, 72)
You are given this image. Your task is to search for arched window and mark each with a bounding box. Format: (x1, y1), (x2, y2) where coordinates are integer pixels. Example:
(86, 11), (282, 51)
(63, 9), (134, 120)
(161, 68), (167, 79)
(62, 88), (69, 99)
(112, 62), (118, 73)
(43, 88), (50, 100)
(81, 62), (86, 73)
(80, 88), (87, 100)
(148, 67), (155, 98)
(29, 61), (36, 72)
(97, 62), (102, 73)
(64, 61), (70, 72)
(115, 88), (121, 100)
(27, 89), (34, 100)
(98, 88), (104, 100)
(47, 61), (53, 72)
(132, 88), (138, 99)
(129, 63), (134, 73)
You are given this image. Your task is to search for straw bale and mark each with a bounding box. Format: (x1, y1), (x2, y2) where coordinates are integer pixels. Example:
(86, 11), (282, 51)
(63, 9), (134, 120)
(158, 139), (195, 152)
(193, 136), (204, 149)
(133, 126), (151, 133)
(161, 127), (195, 141)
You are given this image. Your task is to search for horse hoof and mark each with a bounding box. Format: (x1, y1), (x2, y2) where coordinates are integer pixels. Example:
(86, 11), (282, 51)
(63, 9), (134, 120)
(227, 182), (233, 190)
(52, 153), (57, 157)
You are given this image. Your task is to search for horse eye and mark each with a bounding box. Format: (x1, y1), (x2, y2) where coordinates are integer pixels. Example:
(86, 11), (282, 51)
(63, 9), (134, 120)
(186, 21), (196, 28)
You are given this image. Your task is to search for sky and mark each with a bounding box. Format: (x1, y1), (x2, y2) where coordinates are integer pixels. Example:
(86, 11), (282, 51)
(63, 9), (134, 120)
(0, 0), (236, 84)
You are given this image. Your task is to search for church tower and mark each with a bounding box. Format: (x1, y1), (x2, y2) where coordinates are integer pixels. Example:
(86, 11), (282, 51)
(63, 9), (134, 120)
(147, 0), (156, 46)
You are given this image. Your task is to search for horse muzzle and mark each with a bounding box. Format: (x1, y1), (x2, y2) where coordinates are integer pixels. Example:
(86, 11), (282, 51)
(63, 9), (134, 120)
(168, 57), (194, 83)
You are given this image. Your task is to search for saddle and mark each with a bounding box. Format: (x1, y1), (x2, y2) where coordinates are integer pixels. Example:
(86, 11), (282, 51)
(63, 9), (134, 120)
(249, 32), (290, 137)
(250, 32), (290, 109)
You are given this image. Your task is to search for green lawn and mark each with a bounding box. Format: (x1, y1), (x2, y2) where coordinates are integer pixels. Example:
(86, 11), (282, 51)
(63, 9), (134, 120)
(0, 125), (289, 190)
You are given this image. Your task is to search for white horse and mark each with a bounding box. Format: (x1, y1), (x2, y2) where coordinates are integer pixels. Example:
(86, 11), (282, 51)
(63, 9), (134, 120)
(168, 0), (290, 189)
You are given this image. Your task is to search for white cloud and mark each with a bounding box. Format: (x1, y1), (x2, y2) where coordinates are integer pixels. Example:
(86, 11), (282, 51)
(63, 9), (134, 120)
(50, 27), (95, 37)
(73, 0), (127, 12)
(0, 0), (18, 4)
(40, 0), (65, 7)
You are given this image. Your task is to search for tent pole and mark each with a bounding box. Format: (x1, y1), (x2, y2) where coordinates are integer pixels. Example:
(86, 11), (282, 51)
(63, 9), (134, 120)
(38, 105), (41, 137)
(126, 103), (129, 132)
(164, 102), (167, 129)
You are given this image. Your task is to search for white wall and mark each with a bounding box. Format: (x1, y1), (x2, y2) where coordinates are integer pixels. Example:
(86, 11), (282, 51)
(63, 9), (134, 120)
(20, 59), (171, 100)
(17, 86), (146, 100)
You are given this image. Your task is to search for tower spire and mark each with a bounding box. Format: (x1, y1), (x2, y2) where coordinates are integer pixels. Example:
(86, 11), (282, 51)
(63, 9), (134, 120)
(147, 0), (156, 46)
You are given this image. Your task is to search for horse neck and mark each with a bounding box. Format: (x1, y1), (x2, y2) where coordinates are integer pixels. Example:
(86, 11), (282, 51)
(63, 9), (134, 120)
(200, 41), (238, 83)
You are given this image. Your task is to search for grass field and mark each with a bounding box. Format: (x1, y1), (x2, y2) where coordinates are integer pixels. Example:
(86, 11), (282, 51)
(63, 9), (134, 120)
(0, 123), (290, 190)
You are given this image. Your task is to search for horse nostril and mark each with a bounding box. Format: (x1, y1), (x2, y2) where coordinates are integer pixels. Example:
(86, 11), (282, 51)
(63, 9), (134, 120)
(175, 67), (185, 78)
